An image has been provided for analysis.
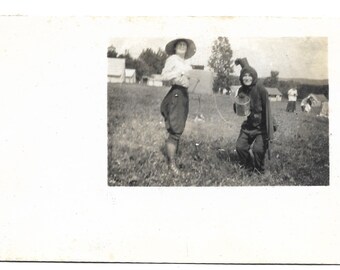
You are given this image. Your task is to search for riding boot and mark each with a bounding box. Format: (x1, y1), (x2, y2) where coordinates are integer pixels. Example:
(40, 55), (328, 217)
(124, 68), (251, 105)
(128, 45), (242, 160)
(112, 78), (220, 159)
(166, 140), (180, 175)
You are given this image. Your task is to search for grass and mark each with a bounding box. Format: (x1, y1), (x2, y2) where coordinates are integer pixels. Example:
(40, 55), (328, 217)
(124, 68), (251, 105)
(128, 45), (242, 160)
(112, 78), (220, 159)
(108, 83), (329, 186)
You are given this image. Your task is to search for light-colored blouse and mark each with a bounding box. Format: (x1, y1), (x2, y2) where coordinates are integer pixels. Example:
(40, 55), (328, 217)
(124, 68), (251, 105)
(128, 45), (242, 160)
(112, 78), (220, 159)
(288, 88), (298, 101)
(161, 55), (192, 87)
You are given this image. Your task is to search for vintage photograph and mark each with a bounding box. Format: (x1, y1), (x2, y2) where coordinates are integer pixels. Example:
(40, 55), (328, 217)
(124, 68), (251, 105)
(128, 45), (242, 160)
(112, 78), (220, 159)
(107, 36), (329, 186)
(1, 14), (339, 264)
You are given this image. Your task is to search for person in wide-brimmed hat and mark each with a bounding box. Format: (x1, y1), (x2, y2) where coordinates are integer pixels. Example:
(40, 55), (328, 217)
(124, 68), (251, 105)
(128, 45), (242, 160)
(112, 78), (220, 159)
(233, 58), (278, 174)
(160, 38), (196, 175)
(165, 38), (196, 59)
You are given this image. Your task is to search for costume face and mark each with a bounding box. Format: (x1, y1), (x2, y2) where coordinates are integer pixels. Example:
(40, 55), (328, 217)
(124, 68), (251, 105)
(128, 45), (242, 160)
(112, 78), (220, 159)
(242, 72), (253, 86)
(175, 41), (188, 57)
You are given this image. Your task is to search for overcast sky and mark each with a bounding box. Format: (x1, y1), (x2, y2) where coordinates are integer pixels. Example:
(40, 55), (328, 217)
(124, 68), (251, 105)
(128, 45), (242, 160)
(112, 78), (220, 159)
(110, 37), (328, 80)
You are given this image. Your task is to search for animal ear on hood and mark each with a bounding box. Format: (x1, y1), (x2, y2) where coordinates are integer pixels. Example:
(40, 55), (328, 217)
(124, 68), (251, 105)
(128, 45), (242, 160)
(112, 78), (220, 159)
(235, 58), (250, 69)
(235, 57), (258, 86)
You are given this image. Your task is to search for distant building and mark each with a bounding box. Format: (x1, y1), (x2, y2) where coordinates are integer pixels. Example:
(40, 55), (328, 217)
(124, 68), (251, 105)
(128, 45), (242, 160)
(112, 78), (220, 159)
(266, 87), (283, 101)
(125, 69), (136, 83)
(108, 58), (125, 83)
(147, 74), (163, 87)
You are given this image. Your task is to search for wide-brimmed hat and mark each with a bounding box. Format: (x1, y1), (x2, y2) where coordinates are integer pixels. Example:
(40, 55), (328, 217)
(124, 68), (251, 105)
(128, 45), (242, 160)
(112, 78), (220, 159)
(165, 38), (196, 59)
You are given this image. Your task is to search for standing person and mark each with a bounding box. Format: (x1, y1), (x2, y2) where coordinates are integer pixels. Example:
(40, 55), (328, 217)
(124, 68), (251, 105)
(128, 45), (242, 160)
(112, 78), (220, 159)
(286, 86), (298, 112)
(160, 38), (196, 175)
(234, 58), (277, 174)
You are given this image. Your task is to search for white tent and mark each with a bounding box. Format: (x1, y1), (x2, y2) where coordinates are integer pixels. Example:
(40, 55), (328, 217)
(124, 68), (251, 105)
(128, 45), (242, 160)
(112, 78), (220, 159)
(107, 58), (125, 83)
(301, 94), (328, 117)
(230, 85), (241, 97)
(266, 87), (283, 101)
(125, 69), (136, 83)
(319, 101), (329, 117)
(187, 70), (214, 95)
(302, 94), (328, 107)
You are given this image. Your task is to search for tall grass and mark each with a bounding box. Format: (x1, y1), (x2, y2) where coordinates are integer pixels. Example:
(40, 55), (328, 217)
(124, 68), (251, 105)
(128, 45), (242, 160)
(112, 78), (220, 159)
(108, 83), (329, 186)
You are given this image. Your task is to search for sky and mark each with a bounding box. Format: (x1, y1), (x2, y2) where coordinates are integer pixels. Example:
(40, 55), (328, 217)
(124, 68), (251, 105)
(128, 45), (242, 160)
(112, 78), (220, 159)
(109, 37), (328, 80)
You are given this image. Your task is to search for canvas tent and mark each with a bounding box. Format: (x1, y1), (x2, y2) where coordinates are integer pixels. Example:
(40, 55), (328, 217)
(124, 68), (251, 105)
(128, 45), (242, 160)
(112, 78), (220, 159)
(266, 87), (282, 101)
(302, 94), (328, 107)
(301, 94), (328, 117)
(319, 101), (329, 117)
(187, 70), (214, 95)
(230, 85), (241, 97)
(125, 69), (136, 83)
(108, 58), (125, 83)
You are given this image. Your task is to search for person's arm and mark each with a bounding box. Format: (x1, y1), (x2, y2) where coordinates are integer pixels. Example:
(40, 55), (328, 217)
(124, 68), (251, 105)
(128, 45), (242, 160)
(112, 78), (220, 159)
(260, 86), (277, 139)
(161, 56), (182, 81)
(233, 87), (241, 113)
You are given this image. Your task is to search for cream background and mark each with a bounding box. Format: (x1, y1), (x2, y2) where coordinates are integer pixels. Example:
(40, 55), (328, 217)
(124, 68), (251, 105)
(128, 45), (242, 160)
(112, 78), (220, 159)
(0, 16), (339, 263)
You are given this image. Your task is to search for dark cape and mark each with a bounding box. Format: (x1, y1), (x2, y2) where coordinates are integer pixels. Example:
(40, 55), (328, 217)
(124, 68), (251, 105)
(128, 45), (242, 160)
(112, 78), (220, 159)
(235, 58), (276, 140)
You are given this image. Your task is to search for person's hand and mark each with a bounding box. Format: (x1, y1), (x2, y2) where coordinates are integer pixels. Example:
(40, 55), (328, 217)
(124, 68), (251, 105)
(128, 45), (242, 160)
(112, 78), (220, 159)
(182, 71), (191, 80)
(180, 75), (190, 87)
(174, 74), (190, 87)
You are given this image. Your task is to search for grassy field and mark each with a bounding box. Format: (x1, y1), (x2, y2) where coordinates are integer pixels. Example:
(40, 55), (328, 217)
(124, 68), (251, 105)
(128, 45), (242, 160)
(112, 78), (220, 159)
(108, 83), (329, 186)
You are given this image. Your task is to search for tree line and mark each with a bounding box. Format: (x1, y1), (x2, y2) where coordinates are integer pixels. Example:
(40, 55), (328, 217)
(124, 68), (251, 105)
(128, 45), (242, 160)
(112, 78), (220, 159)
(108, 40), (328, 98)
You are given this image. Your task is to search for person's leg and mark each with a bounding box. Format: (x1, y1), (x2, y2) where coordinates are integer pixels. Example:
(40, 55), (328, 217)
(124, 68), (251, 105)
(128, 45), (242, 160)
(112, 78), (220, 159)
(161, 87), (189, 175)
(166, 88), (188, 174)
(287, 101), (294, 112)
(236, 130), (253, 169)
(252, 134), (267, 173)
(165, 133), (180, 175)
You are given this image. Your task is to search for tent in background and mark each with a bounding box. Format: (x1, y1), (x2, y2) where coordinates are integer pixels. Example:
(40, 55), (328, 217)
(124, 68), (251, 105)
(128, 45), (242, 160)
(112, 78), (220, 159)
(301, 94), (328, 117)
(266, 87), (283, 101)
(107, 58), (125, 83)
(188, 70), (214, 95)
(125, 69), (136, 83)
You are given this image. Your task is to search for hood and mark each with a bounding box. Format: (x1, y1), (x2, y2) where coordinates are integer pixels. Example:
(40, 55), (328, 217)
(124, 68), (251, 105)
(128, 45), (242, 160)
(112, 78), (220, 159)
(235, 58), (258, 86)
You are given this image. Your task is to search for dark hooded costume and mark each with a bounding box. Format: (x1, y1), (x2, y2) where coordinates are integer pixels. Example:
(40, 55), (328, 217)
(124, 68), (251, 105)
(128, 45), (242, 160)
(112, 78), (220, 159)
(234, 58), (277, 173)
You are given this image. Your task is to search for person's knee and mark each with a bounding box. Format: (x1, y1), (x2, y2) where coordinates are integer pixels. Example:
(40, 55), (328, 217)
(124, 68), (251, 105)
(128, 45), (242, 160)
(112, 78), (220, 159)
(167, 133), (180, 145)
(236, 140), (248, 152)
(252, 143), (265, 155)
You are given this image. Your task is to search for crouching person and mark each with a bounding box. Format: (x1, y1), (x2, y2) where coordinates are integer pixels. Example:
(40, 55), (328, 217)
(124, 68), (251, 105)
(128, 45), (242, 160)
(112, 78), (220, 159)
(233, 58), (277, 174)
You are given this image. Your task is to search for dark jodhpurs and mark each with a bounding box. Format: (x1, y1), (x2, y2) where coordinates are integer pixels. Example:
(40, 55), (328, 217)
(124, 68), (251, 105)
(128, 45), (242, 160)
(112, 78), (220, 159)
(236, 128), (268, 172)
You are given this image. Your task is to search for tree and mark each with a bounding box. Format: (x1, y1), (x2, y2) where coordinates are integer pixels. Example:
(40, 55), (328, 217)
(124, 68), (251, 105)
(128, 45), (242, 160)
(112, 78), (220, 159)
(138, 48), (167, 75)
(116, 50), (149, 81)
(132, 59), (150, 81)
(117, 50), (135, 69)
(107, 45), (118, 58)
(155, 48), (167, 74)
(208, 37), (233, 93)
(263, 70), (280, 87)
